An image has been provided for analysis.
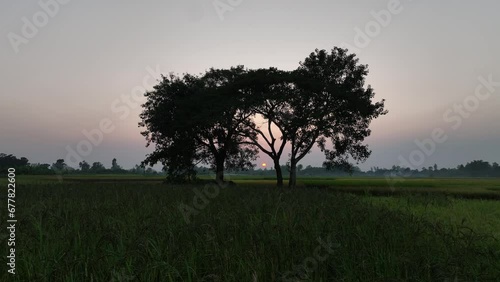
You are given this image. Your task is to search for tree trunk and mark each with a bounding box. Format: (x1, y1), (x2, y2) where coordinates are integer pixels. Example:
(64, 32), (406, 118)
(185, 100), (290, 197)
(215, 156), (225, 184)
(288, 159), (297, 188)
(274, 159), (283, 187)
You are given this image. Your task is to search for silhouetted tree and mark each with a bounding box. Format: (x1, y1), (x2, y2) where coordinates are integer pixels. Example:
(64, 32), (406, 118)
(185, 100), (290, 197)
(111, 158), (123, 172)
(464, 160), (492, 177)
(79, 161), (90, 172)
(140, 48), (387, 186)
(284, 47), (386, 187)
(0, 154), (31, 175)
(0, 153), (29, 170)
(140, 66), (258, 183)
(51, 159), (67, 171)
(297, 164), (303, 172)
(90, 162), (106, 173)
(29, 163), (52, 175)
(130, 164), (146, 174)
(240, 68), (292, 186)
(493, 162), (500, 177)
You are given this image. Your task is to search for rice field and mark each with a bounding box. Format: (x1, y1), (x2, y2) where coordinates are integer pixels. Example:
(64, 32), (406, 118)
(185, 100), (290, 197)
(1, 175), (500, 281)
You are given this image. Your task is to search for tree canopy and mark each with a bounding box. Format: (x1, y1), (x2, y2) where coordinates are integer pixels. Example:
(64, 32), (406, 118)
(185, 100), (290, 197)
(139, 47), (387, 187)
(140, 66), (258, 183)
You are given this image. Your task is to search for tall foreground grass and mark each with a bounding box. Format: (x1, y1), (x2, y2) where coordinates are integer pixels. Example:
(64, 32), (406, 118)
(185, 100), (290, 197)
(2, 182), (500, 281)
(367, 194), (500, 244)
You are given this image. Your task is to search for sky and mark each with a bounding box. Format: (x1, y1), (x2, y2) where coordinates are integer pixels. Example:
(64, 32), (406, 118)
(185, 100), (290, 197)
(1, 0), (499, 171)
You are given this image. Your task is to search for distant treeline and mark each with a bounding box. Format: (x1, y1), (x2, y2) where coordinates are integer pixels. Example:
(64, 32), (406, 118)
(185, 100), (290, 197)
(365, 161), (500, 178)
(196, 160), (500, 178)
(1, 153), (499, 178)
(0, 154), (161, 175)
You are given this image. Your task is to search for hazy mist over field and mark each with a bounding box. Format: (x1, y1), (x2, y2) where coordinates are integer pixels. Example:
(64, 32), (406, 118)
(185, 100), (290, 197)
(1, 0), (499, 170)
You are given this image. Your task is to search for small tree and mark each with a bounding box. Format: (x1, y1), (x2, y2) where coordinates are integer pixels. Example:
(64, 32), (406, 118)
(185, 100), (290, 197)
(52, 159), (67, 171)
(493, 162), (500, 177)
(111, 158), (122, 172)
(90, 162), (106, 173)
(79, 161), (90, 172)
(297, 164), (303, 172)
(130, 164), (146, 174)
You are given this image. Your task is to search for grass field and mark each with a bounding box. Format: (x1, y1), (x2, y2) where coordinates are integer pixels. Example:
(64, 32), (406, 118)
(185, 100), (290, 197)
(2, 175), (500, 281)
